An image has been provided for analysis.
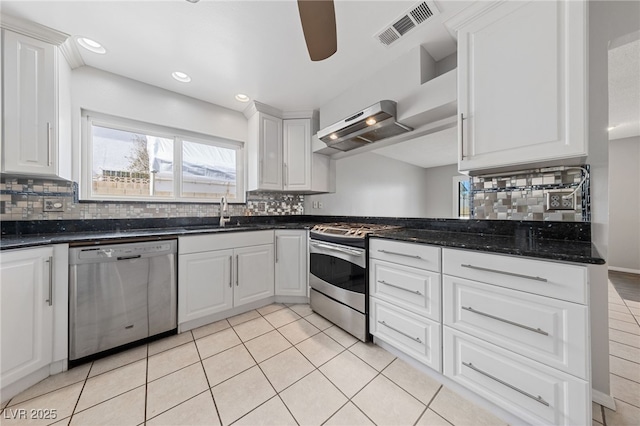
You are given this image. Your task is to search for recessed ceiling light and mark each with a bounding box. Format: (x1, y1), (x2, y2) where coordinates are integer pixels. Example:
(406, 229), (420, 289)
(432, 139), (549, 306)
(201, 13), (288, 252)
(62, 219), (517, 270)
(235, 94), (250, 102)
(77, 37), (106, 54)
(172, 71), (191, 83)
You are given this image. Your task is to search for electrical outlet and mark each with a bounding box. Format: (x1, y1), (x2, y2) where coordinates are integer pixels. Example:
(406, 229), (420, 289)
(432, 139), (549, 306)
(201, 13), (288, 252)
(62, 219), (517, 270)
(43, 198), (65, 212)
(312, 201), (318, 209)
(545, 191), (575, 211)
(318, 202), (323, 209)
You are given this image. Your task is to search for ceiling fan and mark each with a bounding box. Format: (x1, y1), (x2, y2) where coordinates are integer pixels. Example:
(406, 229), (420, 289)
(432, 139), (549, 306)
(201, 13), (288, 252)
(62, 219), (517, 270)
(297, 0), (337, 61)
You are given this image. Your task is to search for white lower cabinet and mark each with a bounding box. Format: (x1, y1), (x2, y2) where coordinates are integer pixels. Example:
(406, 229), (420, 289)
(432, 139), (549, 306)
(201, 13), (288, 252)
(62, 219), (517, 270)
(274, 230), (308, 298)
(370, 298), (441, 370)
(444, 328), (589, 426)
(368, 240), (591, 425)
(178, 249), (234, 322)
(178, 231), (274, 325)
(235, 244), (276, 306)
(443, 275), (588, 378)
(369, 238), (442, 372)
(1, 246), (54, 387)
(1, 244), (68, 402)
(442, 248), (590, 425)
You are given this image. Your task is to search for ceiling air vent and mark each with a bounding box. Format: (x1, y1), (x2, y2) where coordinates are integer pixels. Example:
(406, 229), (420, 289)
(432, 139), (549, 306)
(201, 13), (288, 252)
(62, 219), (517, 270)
(375, 1), (439, 48)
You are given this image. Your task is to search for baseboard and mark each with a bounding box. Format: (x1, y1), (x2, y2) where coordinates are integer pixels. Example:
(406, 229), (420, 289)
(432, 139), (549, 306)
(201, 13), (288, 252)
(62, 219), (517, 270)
(592, 389), (616, 410)
(608, 266), (640, 275)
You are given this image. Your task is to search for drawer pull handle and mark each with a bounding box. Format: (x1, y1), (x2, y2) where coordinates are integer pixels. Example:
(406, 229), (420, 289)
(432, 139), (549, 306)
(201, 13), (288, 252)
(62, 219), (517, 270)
(461, 306), (549, 336)
(462, 362), (550, 407)
(378, 320), (422, 343)
(460, 264), (547, 282)
(378, 250), (422, 259)
(378, 280), (422, 295)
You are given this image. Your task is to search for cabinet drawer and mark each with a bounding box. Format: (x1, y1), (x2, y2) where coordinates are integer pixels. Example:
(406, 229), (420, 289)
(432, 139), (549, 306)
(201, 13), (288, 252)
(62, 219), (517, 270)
(443, 275), (587, 379)
(442, 248), (587, 304)
(370, 239), (440, 272)
(370, 259), (441, 322)
(444, 328), (589, 426)
(179, 230), (274, 255)
(370, 297), (441, 371)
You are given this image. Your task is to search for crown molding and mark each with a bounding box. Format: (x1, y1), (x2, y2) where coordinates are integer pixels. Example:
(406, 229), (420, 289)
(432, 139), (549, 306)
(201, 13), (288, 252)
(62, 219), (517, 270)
(58, 38), (86, 69)
(0, 14), (69, 45)
(243, 101), (283, 119)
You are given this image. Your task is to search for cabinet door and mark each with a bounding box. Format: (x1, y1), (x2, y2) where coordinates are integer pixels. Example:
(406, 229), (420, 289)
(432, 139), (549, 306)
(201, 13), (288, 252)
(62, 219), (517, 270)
(2, 30), (57, 176)
(370, 297), (441, 371)
(283, 119), (311, 191)
(1, 247), (54, 387)
(457, 0), (586, 173)
(275, 230), (308, 297)
(259, 113), (283, 190)
(178, 249), (233, 324)
(234, 244), (274, 307)
(444, 328), (589, 426)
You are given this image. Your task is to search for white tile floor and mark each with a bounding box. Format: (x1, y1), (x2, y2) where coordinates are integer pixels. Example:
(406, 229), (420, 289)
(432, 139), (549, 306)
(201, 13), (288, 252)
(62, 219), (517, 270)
(2, 276), (638, 426)
(0, 303), (505, 426)
(592, 274), (640, 426)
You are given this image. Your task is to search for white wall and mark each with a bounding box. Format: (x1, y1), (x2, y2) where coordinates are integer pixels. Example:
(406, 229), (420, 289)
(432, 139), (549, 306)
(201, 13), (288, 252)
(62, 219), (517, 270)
(608, 136), (640, 272)
(587, 0), (640, 402)
(69, 66), (247, 182)
(423, 164), (463, 218)
(305, 153), (460, 218)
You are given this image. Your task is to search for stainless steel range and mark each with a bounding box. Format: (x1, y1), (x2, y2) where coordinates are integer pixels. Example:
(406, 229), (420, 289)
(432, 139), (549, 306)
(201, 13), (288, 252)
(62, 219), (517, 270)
(309, 223), (400, 341)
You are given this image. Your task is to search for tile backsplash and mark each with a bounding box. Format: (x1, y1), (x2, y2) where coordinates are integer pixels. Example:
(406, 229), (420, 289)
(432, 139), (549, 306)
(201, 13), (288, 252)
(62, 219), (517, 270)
(470, 165), (590, 222)
(0, 178), (304, 221)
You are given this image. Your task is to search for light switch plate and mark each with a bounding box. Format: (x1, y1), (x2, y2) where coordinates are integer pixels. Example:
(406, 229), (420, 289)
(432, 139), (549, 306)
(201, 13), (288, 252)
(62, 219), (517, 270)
(43, 198), (65, 212)
(545, 191), (575, 211)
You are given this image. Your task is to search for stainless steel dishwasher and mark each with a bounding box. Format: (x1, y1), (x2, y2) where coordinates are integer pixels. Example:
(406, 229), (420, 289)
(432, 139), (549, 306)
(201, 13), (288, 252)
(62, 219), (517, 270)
(69, 239), (177, 362)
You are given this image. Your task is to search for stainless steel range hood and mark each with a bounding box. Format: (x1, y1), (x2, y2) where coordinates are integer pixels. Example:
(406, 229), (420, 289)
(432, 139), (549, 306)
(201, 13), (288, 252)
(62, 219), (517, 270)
(317, 100), (413, 152)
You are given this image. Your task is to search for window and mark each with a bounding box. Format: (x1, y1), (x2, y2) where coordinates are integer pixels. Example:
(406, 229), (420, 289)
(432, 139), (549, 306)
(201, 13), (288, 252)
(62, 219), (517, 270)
(452, 175), (471, 218)
(82, 112), (244, 203)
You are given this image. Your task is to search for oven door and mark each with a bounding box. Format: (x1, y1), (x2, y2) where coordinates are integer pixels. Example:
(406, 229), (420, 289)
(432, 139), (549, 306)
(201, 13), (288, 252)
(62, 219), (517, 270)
(309, 239), (366, 313)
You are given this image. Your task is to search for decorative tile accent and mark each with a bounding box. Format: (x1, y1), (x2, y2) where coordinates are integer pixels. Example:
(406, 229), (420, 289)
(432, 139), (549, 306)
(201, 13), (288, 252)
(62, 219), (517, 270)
(0, 178), (303, 221)
(469, 165), (590, 222)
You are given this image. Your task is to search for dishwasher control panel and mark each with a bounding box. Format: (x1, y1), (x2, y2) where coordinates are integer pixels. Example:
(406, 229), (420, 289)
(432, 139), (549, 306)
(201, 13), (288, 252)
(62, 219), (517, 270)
(70, 240), (177, 264)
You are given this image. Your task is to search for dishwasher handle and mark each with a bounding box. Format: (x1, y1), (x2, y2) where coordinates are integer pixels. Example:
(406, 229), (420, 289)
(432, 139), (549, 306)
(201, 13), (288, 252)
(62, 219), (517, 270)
(117, 255), (142, 261)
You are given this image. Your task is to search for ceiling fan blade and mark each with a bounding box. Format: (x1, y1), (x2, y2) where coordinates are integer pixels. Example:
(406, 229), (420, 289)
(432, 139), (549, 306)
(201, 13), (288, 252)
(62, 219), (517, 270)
(297, 0), (337, 61)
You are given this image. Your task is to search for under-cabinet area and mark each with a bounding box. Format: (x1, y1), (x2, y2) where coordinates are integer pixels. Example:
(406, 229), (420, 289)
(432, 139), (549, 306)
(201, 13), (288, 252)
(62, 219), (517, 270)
(368, 237), (591, 426)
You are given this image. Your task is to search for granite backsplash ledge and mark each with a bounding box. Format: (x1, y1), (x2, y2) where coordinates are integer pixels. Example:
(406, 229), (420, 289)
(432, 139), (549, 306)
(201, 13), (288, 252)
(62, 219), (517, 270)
(2, 215), (592, 243)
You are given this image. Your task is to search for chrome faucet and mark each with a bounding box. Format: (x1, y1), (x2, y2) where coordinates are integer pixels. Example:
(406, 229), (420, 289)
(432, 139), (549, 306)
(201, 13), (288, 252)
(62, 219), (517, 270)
(219, 196), (231, 227)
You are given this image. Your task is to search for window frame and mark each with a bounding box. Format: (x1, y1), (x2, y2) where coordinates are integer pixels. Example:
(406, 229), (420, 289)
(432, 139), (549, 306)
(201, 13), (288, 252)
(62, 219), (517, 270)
(452, 175), (471, 219)
(81, 111), (245, 203)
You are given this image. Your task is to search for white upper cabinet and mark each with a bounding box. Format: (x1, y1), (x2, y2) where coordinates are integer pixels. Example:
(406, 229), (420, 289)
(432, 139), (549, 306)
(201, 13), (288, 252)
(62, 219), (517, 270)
(453, 0), (587, 174)
(257, 113), (284, 191)
(283, 119), (312, 191)
(245, 102), (334, 193)
(1, 27), (71, 179)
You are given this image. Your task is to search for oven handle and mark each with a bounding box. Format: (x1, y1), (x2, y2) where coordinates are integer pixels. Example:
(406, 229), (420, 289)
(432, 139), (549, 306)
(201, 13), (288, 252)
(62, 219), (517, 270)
(310, 241), (363, 257)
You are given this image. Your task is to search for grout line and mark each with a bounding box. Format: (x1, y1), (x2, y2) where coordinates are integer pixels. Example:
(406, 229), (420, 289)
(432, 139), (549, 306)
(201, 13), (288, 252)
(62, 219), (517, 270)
(192, 329), (224, 426)
(68, 361), (94, 423)
(601, 403), (607, 426)
(143, 341), (149, 425)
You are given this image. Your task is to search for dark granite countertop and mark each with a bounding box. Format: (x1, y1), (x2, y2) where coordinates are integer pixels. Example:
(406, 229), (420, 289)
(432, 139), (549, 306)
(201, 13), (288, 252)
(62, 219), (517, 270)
(0, 222), (313, 250)
(0, 216), (604, 264)
(370, 228), (604, 264)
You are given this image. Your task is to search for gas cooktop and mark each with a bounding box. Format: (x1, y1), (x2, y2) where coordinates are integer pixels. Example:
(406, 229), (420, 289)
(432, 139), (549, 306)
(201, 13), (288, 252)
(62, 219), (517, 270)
(310, 222), (401, 247)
